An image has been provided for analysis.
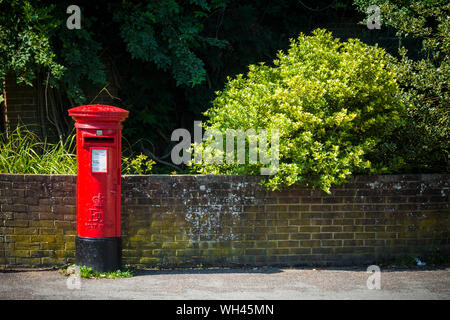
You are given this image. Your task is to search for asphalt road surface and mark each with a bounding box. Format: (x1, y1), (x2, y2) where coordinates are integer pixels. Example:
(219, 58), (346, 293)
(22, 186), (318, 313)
(0, 267), (449, 300)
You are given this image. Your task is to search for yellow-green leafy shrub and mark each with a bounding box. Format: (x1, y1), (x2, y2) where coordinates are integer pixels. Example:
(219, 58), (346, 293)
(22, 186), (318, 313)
(193, 29), (406, 192)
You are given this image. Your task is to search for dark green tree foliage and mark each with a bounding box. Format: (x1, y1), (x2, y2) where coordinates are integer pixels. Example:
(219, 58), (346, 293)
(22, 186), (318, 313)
(0, 1), (64, 86)
(0, 0), (105, 105)
(114, 0), (228, 87)
(354, 0), (449, 173)
(55, 15), (106, 105)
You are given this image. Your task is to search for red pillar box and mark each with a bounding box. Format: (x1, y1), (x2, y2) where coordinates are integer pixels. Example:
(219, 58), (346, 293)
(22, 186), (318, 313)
(68, 105), (129, 272)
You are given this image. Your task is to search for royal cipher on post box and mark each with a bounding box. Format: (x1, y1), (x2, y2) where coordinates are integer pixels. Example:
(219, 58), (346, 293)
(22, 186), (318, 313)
(68, 104), (129, 272)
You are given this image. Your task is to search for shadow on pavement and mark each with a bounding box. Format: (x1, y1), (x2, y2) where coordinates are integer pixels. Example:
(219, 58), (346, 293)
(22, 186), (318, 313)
(131, 264), (449, 276)
(132, 267), (283, 276)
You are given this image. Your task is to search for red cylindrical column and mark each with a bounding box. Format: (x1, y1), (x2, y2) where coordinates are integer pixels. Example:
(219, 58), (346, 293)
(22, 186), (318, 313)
(68, 104), (129, 272)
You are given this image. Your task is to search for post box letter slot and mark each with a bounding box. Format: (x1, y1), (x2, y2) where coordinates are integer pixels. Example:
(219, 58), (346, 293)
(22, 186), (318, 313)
(84, 136), (115, 144)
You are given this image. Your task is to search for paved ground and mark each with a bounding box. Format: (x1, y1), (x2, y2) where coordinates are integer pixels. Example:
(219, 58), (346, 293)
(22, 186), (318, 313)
(0, 267), (449, 300)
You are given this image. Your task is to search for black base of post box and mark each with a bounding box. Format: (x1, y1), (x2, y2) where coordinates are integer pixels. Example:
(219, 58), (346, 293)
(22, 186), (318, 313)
(75, 236), (121, 272)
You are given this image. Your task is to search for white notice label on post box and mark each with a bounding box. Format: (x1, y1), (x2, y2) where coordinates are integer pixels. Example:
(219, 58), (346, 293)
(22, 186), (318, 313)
(91, 149), (107, 173)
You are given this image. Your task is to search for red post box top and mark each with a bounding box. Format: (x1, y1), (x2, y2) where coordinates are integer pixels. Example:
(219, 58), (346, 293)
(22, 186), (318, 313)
(68, 104), (129, 123)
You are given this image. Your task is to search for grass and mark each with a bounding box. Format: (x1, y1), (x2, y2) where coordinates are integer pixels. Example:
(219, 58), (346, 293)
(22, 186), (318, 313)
(0, 125), (76, 174)
(61, 264), (135, 279)
(0, 124), (158, 175)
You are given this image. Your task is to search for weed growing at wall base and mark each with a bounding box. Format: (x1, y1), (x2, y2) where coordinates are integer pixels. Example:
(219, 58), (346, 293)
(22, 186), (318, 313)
(61, 264), (134, 279)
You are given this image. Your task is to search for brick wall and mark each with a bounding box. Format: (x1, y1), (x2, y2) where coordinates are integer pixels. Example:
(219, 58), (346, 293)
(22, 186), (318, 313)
(0, 175), (76, 267)
(3, 74), (39, 132)
(0, 174), (449, 268)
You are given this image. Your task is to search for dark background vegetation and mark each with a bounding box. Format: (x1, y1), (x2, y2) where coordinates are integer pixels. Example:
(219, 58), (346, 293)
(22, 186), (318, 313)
(0, 0), (445, 174)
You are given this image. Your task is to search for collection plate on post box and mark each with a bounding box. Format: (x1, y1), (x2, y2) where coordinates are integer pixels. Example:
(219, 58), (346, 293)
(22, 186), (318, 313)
(91, 149), (107, 173)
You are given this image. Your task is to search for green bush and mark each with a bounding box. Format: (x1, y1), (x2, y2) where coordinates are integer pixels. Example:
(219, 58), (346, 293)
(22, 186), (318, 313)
(122, 154), (156, 174)
(354, 0), (449, 173)
(193, 29), (406, 192)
